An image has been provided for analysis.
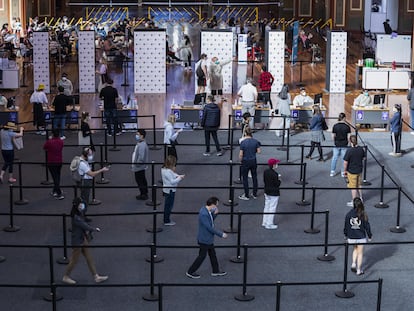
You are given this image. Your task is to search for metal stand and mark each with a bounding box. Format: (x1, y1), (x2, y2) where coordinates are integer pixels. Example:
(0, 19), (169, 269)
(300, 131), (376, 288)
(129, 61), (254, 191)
(304, 188), (320, 234)
(317, 211), (335, 261)
(234, 246), (254, 301)
(335, 244), (355, 298)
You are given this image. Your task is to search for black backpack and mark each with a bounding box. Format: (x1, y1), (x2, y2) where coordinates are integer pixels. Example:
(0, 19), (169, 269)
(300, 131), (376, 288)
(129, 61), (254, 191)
(196, 63), (204, 78)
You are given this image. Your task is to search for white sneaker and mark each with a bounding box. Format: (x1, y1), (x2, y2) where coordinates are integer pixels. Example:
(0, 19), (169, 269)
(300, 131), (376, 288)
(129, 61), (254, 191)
(94, 275), (108, 283)
(330, 171), (336, 177)
(410, 132), (414, 135)
(346, 201), (353, 207)
(60, 136), (66, 140)
(62, 275), (76, 284)
(265, 224), (278, 230)
(238, 194), (249, 201)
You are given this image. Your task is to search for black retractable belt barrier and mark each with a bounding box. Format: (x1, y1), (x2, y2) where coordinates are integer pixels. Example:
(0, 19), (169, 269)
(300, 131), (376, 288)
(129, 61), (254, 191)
(230, 213), (243, 263)
(275, 281), (282, 311)
(56, 214), (69, 264)
(234, 245), (254, 301)
(14, 161), (28, 205)
(335, 243), (355, 298)
(104, 129), (109, 162)
(296, 162), (310, 206)
(146, 161), (161, 208)
(223, 114), (233, 150)
(224, 186), (238, 234)
(304, 187), (320, 234)
(142, 244), (160, 301)
(43, 246), (63, 302)
(146, 210), (164, 263)
(109, 129), (120, 151)
(317, 210), (335, 261)
(150, 115), (161, 150)
(224, 160), (238, 208)
(3, 185), (20, 232)
(390, 187), (406, 233)
(375, 165), (389, 208)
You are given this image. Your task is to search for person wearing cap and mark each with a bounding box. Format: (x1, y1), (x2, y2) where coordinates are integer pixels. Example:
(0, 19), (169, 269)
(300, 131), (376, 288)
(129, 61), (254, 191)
(29, 84), (48, 135)
(292, 87), (313, 107)
(57, 72), (73, 96)
(262, 158), (281, 229)
(389, 104), (402, 157)
(52, 85), (73, 139)
(237, 78), (258, 129)
(201, 95), (223, 156)
(0, 122), (24, 184)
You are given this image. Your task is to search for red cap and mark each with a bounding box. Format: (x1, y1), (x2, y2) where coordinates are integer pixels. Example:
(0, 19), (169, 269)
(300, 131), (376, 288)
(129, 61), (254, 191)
(268, 158), (280, 166)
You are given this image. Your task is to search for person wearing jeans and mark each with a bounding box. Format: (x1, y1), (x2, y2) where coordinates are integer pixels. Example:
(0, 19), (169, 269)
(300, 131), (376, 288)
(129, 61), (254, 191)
(330, 113), (351, 177)
(161, 155), (184, 225)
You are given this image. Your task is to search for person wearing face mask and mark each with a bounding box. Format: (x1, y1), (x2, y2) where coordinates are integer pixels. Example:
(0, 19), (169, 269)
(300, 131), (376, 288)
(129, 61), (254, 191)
(57, 72), (73, 96)
(353, 90), (372, 107)
(292, 87), (313, 107)
(131, 129), (149, 200)
(0, 122), (24, 184)
(78, 147), (109, 215)
(209, 56), (232, 99)
(79, 111), (95, 151)
(389, 104), (402, 157)
(62, 197), (108, 285)
(262, 158), (281, 229)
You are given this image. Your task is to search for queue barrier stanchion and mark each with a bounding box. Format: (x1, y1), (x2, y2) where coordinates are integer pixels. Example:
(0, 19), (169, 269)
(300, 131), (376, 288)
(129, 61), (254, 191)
(142, 244), (160, 301)
(296, 162), (310, 206)
(374, 165), (389, 208)
(43, 246), (63, 302)
(41, 151), (53, 185)
(14, 161), (28, 205)
(146, 161), (161, 207)
(88, 163), (101, 205)
(286, 129), (291, 162)
(4, 185), (20, 232)
(295, 145), (308, 185)
(362, 146), (371, 186)
(109, 128), (121, 151)
(317, 210), (335, 261)
(224, 160), (238, 207)
(390, 187), (406, 233)
(377, 278), (383, 311)
(21, 61), (28, 87)
(56, 214), (69, 264)
(335, 243), (355, 298)
(51, 284), (57, 311)
(158, 284), (163, 311)
(121, 59), (129, 86)
(277, 116), (287, 152)
(275, 281), (282, 311)
(224, 185), (238, 234)
(234, 244), (254, 301)
(230, 213), (243, 263)
(150, 115), (161, 150)
(304, 187), (320, 234)
(96, 143), (110, 184)
(104, 129), (109, 162)
(296, 61), (306, 88)
(146, 211), (164, 263)
(223, 114), (233, 150)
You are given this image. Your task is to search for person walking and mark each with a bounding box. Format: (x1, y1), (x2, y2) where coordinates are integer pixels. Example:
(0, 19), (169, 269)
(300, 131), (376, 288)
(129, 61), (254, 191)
(62, 197), (108, 284)
(0, 122), (23, 184)
(343, 135), (366, 206)
(30, 84), (48, 135)
(275, 83), (291, 137)
(43, 129), (64, 200)
(237, 78), (258, 129)
(262, 158), (281, 229)
(389, 104), (402, 157)
(131, 129), (149, 200)
(186, 196), (228, 279)
(407, 85), (414, 135)
(238, 127), (261, 200)
(258, 65), (274, 108)
(99, 78), (119, 136)
(201, 95), (223, 156)
(305, 106), (325, 161)
(163, 114), (182, 161)
(344, 197), (372, 276)
(161, 155), (185, 226)
(330, 112), (351, 177)
(178, 34), (193, 72)
(51, 85), (73, 139)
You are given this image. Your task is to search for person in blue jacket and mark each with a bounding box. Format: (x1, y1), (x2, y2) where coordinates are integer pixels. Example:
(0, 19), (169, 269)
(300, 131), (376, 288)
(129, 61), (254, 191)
(389, 103), (402, 157)
(305, 105), (325, 161)
(186, 196), (228, 279)
(344, 197), (372, 276)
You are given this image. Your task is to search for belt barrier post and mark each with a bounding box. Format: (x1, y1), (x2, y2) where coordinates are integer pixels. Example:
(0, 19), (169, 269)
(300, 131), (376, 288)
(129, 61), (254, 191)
(317, 210), (335, 261)
(335, 243), (355, 298)
(146, 183), (162, 233)
(230, 213), (243, 263)
(224, 185), (238, 234)
(362, 146), (371, 186)
(109, 128), (120, 151)
(296, 162), (310, 206)
(142, 244), (160, 301)
(43, 246), (63, 301)
(376, 278), (383, 311)
(21, 62), (28, 87)
(158, 284), (163, 311)
(149, 115), (161, 150)
(89, 163), (101, 205)
(121, 59), (129, 86)
(146, 161), (160, 207)
(3, 185), (20, 232)
(374, 165), (389, 208)
(390, 187), (406, 233)
(304, 187), (320, 233)
(96, 143), (110, 184)
(146, 211), (164, 263)
(56, 214), (69, 264)
(223, 114), (232, 149)
(275, 281), (282, 311)
(14, 161), (28, 205)
(224, 160), (238, 207)
(295, 145), (307, 185)
(104, 129), (109, 162)
(234, 245), (254, 301)
(41, 151), (53, 185)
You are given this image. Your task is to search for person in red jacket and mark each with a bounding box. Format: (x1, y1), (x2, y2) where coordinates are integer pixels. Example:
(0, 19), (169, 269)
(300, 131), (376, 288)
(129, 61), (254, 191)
(258, 65), (274, 109)
(43, 129), (64, 200)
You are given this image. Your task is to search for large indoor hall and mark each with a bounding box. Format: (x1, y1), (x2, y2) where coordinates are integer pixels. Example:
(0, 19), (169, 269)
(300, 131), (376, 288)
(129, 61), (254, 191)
(1, 1), (414, 310)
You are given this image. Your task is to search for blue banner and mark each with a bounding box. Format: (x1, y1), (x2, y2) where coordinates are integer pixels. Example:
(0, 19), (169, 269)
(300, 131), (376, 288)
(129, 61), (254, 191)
(292, 21), (299, 65)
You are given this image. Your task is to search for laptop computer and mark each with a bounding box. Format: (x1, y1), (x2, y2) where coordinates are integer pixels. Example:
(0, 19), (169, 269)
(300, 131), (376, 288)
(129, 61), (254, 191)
(183, 100), (194, 107)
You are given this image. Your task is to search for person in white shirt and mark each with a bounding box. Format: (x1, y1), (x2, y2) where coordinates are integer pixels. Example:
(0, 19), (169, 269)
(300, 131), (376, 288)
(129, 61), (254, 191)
(292, 87), (314, 107)
(29, 84), (48, 135)
(163, 114), (182, 161)
(237, 78), (258, 129)
(353, 90), (372, 107)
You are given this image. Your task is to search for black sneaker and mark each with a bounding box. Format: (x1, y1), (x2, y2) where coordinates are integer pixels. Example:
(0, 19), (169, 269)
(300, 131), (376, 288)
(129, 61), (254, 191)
(211, 271), (227, 277)
(186, 272), (200, 279)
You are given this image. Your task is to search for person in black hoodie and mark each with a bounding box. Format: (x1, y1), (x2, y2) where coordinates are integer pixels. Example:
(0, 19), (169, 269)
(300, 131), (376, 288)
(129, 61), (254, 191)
(344, 197), (372, 276)
(262, 158), (281, 229)
(201, 95), (223, 156)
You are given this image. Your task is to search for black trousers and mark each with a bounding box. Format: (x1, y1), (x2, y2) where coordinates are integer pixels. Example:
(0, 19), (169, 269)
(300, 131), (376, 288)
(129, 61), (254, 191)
(48, 164), (62, 195)
(204, 129), (221, 153)
(308, 141), (323, 159)
(79, 179), (93, 213)
(134, 170), (148, 196)
(187, 243), (219, 274)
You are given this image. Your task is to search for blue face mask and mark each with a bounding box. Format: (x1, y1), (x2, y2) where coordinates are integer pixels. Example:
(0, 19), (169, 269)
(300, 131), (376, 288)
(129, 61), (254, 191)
(215, 60), (219, 65)
(135, 135), (140, 141)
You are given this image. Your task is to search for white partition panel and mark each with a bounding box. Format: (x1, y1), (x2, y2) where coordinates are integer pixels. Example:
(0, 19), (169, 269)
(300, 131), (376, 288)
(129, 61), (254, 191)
(201, 30), (233, 94)
(134, 30), (166, 94)
(33, 32), (50, 93)
(78, 31), (95, 93)
(326, 31), (347, 93)
(266, 31), (285, 93)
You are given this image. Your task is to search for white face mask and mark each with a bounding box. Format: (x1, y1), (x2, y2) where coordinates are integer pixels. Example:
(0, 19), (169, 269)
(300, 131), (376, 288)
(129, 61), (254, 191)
(62, 77), (67, 81)
(135, 134), (141, 141)
(87, 155), (94, 162)
(78, 203), (85, 211)
(301, 91), (306, 96)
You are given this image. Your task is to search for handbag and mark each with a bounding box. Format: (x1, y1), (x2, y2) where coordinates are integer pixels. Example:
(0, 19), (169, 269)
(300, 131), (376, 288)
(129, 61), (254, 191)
(321, 118), (328, 130)
(13, 136), (23, 150)
(78, 131), (91, 146)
